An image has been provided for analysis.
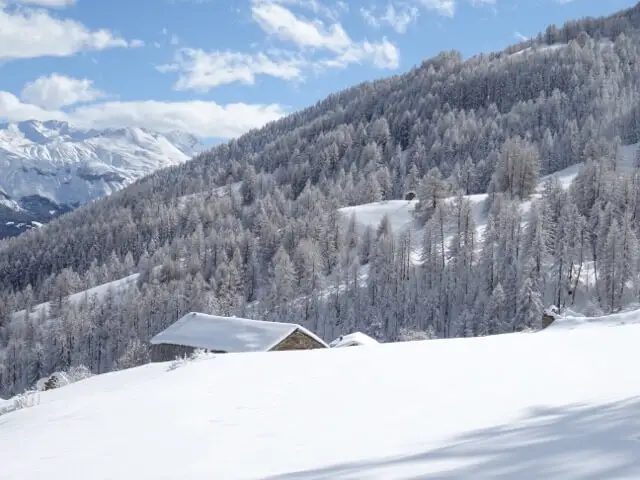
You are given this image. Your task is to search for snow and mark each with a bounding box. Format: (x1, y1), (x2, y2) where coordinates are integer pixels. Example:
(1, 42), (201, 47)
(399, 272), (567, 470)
(2, 311), (640, 479)
(0, 195), (21, 211)
(544, 308), (640, 332)
(536, 141), (638, 191)
(150, 312), (329, 353)
(341, 142), (640, 269)
(330, 331), (380, 347)
(338, 200), (424, 264)
(0, 120), (201, 210)
(340, 200), (419, 236)
(338, 195), (490, 264)
(177, 181), (242, 209)
(510, 43), (565, 57)
(11, 273), (139, 322)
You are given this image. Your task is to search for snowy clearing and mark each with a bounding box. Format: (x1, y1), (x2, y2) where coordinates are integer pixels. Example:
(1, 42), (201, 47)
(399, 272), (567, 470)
(510, 43), (566, 57)
(340, 142), (639, 267)
(1, 310), (640, 479)
(11, 273), (139, 322)
(176, 181), (242, 209)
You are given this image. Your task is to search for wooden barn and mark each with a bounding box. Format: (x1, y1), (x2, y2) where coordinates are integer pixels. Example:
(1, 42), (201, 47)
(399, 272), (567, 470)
(150, 312), (328, 362)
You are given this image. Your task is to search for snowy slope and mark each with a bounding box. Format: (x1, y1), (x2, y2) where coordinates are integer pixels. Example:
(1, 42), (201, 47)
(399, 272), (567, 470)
(0, 120), (202, 238)
(340, 142), (640, 266)
(544, 307), (640, 332)
(1, 312), (640, 479)
(510, 43), (566, 57)
(508, 39), (612, 58)
(338, 194), (490, 264)
(10, 273), (140, 322)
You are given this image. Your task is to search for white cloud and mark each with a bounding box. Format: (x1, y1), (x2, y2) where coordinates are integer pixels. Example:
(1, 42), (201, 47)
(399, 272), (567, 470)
(262, 0), (348, 21)
(419, 0), (455, 17)
(360, 4), (419, 34)
(0, 91), (65, 122)
(0, 90), (286, 138)
(360, 7), (380, 28)
(12, 0), (75, 6)
(68, 100), (286, 138)
(159, 48), (305, 92)
(0, 2), (138, 61)
(320, 37), (399, 69)
(252, 1), (399, 67)
(160, 0), (400, 92)
(252, 1), (351, 52)
(20, 74), (106, 109)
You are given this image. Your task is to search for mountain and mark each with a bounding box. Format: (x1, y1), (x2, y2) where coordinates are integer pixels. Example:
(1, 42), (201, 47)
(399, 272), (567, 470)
(4, 3), (640, 396)
(0, 120), (202, 238)
(2, 309), (640, 478)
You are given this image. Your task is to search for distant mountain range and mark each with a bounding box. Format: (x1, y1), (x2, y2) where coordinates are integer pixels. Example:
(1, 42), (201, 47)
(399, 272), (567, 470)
(0, 120), (202, 238)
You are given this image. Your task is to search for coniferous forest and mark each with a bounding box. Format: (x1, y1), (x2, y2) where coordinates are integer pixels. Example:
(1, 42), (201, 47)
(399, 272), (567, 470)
(3, 4), (640, 395)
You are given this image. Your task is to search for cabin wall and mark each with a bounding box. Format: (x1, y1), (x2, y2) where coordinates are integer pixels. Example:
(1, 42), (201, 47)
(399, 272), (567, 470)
(150, 343), (197, 362)
(271, 329), (327, 351)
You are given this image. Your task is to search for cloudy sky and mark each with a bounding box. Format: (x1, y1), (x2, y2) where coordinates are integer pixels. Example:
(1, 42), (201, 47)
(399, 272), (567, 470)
(0, 0), (636, 140)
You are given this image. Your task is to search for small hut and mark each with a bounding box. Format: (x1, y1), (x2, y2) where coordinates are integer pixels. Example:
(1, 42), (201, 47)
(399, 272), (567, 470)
(150, 312), (328, 362)
(404, 190), (417, 201)
(542, 306), (559, 329)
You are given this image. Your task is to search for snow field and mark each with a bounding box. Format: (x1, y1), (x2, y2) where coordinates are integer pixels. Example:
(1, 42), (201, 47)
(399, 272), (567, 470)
(1, 313), (640, 479)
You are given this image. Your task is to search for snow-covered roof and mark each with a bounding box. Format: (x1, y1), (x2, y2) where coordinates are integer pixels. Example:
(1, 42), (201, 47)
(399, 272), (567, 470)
(544, 306), (560, 318)
(150, 312), (328, 353)
(330, 332), (379, 348)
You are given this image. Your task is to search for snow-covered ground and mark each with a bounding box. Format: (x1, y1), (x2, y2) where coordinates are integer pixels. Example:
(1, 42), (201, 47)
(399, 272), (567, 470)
(340, 143), (639, 266)
(11, 273), (140, 322)
(545, 307), (640, 332)
(1, 309), (640, 479)
(176, 181), (242, 209)
(510, 43), (565, 57)
(508, 38), (612, 58)
(329, 331), (380, 347)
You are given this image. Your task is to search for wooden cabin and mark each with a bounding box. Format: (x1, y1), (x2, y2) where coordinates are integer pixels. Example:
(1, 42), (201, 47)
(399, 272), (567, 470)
(150, 312), (328, 362)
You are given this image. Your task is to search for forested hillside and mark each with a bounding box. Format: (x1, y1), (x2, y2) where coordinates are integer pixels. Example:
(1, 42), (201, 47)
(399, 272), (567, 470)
(3, 3), (640, 395)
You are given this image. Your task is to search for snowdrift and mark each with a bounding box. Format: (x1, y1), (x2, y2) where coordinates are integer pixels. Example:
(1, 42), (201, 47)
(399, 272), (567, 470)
(544, 307), (640, 332)
(1, 312), (640, 479)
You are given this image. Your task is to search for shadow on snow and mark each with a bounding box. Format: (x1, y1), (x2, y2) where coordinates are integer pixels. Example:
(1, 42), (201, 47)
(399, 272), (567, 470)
(267, 397), (640, 479)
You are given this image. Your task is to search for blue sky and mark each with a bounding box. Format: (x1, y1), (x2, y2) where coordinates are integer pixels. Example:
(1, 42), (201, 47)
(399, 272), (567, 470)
(0, 0), (637, 140)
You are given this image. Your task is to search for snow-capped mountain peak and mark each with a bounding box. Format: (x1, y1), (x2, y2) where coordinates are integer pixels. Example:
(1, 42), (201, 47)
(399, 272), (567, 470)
(0, 120), (203, 238)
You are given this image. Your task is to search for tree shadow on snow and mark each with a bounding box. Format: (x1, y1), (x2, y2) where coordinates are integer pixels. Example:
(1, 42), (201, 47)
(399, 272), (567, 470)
(266, 398), (640, 480)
